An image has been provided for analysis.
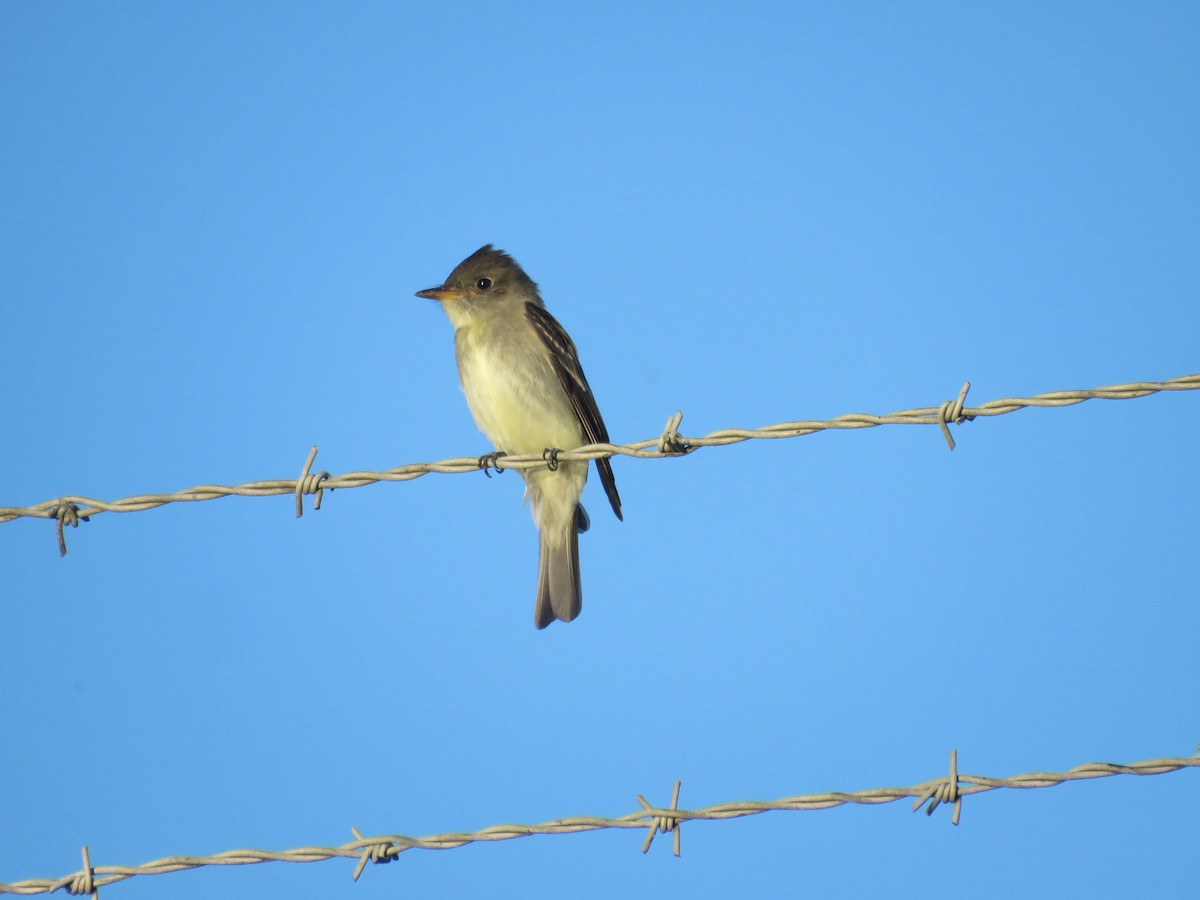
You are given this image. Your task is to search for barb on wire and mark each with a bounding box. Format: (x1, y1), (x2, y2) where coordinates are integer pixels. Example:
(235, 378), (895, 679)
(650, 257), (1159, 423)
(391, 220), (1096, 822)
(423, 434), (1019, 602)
(938, 382), (973, 450)
(638, 780), (683, 855)
(1, 748), (1196, 896)
(52, 503), (87, 558)
(62, 846), (96, 900)
(913, 749), (962, 824)
(3, 374), (1198, 552)
(294, 445), (330, 518)
(349, 826), (396, 882)
(658, 411), (691, 454)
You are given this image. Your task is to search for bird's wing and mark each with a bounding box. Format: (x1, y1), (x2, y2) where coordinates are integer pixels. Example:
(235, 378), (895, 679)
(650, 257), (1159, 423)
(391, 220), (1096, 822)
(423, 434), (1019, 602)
(525, 302), (623, 521)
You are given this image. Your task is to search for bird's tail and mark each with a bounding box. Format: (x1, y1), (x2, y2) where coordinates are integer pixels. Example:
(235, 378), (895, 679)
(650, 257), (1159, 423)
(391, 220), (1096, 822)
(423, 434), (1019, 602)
(534, 506), (584, 629)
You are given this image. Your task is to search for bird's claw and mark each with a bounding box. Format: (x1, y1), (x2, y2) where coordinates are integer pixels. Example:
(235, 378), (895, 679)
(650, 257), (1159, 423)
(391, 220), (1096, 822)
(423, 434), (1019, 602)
(478, 451), (508, 478)
(543, 448), (561, 472)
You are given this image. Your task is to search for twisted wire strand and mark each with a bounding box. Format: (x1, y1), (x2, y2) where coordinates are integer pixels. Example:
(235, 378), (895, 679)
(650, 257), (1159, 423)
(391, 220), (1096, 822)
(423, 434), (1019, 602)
(3, 374), (1197, 537)
(2, 750), (1195, 895)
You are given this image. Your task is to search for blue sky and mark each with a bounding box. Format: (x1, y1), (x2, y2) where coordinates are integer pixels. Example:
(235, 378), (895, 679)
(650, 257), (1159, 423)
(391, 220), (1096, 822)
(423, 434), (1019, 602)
(2, 3), (1198, 897)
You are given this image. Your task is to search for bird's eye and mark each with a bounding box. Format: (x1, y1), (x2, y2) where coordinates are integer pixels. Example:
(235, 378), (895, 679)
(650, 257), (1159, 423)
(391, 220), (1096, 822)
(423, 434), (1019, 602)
(476, 277), (493, 290)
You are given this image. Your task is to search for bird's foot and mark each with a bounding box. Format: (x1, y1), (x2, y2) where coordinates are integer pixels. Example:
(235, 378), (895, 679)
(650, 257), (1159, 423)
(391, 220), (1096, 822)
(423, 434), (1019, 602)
(542, 448), (561, 472)
(478, 451), (508, 478)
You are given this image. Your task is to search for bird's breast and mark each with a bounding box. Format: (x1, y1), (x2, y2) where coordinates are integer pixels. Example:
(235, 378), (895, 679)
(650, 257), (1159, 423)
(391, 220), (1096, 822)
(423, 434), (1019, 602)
(455, 322), (584, 456)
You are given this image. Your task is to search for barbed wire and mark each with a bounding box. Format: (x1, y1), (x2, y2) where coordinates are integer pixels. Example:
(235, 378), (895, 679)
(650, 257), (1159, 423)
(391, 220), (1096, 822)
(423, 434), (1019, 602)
(3, 373), (1198, 556)
(2, 747), (1196, 896)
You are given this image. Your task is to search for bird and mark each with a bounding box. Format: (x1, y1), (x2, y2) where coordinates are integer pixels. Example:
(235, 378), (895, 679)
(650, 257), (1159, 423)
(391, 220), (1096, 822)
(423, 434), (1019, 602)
(416, 245), (622, 628)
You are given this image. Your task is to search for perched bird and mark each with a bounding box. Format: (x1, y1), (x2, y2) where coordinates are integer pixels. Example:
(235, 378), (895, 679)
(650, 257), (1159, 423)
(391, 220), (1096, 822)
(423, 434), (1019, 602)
(417, 245), (622, 628)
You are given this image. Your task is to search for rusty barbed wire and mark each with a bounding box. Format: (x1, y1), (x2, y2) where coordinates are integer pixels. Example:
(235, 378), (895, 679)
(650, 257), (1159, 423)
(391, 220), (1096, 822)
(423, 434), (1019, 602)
(2, 374), (1198, 555)
(1, 748), (1195, 896)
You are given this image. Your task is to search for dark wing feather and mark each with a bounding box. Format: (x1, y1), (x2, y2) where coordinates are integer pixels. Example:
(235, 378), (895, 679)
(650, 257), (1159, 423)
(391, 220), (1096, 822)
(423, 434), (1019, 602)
(525, 302), (623, 521)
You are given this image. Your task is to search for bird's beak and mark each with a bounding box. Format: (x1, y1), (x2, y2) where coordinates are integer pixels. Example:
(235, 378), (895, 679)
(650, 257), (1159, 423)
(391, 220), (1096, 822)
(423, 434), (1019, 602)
(415, 286), (467, 302)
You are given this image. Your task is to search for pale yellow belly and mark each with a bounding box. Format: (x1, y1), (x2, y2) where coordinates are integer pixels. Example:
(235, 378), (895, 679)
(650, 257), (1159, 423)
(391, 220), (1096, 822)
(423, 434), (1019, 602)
(457, 325), (585, 456)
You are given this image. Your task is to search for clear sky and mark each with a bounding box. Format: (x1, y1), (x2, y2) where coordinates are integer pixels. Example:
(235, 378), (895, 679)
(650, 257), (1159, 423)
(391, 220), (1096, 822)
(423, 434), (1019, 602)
(3, 3), (1198, 898)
